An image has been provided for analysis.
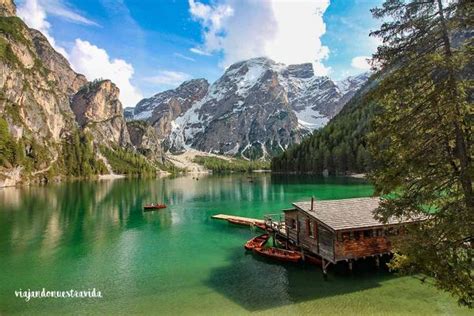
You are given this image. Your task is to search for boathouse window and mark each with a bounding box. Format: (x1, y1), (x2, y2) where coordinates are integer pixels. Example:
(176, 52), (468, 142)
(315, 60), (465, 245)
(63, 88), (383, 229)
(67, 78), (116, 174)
(341, 232), (350, 241)
(289, 218), (297, 229)
(306, 219), (312, 237)
(354, 231), (361, 240)
(306, 219), (316, 238)
(363, 230), (372, 238)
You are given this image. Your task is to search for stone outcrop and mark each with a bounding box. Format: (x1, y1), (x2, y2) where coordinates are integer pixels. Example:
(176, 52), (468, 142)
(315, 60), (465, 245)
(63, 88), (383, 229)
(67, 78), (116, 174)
(29, 29), (87, 95)
(127, 120), (164, 163)
(133, 79), (209, 145)
(0, 0), (15, 17)
(0, 2), (164, 186)
(71, 80), (131, 147)
(0, 16), (79, 145)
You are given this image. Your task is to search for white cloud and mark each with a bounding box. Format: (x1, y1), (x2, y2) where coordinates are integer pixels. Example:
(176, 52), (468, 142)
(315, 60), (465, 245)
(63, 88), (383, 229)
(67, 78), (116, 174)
(189, 47), (211, 56)
(174, 53), (196, 62)
(17, 0), (142, 107)
(42, 0), (100, 26)
(17, 0), (68, 57)
(143, 71), (191, 86)
(188, 0), (330, 75)
(351, 56), (371, 70)
(69, 39), (143, 107)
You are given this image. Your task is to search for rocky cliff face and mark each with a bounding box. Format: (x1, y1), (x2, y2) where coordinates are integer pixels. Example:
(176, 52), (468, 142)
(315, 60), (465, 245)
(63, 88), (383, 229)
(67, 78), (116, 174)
(133, 79), (209, 148)
(0, 3), (163, 186)
(71, 80), (131, 147)
(0, 16), (78, 148)
(30, 29), (87, 95)
(0, 0), (15, 17)
(127, 120), (164, 163)
(130, 57), (369, 159)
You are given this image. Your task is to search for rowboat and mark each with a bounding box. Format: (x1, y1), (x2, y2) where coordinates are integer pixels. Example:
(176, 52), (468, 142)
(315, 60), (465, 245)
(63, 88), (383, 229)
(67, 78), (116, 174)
(143, 204), (167, 211)
(244, 234), (270, 250)
(252, 247), (302, 263)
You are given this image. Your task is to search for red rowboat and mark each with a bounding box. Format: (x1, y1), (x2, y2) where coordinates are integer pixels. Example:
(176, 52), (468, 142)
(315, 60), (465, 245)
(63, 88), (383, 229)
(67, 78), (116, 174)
(244, 234), (270, 250)
(252, 247), (302, 263)
(143, 204), (167, 211)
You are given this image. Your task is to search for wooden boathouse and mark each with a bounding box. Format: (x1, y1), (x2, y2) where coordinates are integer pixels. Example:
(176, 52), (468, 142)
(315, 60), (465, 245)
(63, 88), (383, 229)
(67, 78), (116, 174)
(264, 197), (425, 275)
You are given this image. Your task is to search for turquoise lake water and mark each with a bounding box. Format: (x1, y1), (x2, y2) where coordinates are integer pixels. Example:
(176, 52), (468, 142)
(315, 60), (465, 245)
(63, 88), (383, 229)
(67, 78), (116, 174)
(0, 174), (468, 315)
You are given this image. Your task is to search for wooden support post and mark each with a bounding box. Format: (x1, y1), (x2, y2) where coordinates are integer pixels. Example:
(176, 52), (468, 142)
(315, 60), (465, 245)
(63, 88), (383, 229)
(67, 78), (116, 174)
(375, 256), (380, 268)
(348, 260), (353, 273)
(322, 259), (330, 280)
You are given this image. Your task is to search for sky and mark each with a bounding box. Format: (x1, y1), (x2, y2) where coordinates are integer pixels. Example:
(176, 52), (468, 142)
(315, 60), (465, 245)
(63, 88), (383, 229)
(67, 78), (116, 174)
(16, 0), (383, 107)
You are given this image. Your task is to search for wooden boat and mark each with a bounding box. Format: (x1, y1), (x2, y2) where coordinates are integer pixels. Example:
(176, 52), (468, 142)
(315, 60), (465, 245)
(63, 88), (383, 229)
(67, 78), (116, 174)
(244, 234), (269, 250)
(253, 247), (302, 263)
(143, 204), (167, 211)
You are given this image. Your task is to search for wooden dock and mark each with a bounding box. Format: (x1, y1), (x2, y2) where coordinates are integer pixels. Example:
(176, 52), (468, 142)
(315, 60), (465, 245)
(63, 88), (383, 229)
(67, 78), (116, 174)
(211, 214), (264, 225)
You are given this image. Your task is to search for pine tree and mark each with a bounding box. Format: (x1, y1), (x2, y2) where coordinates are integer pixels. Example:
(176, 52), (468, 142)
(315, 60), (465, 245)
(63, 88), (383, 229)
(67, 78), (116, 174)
(368, 0), (473, 306)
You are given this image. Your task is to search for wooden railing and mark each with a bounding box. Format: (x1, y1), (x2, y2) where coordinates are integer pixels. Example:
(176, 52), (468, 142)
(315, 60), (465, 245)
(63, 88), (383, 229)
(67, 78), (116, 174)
(264, 213), (287, 234)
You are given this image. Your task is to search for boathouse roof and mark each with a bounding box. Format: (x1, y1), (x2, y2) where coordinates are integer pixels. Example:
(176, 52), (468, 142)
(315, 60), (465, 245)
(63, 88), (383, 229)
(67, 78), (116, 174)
(292, 197), (424, 231)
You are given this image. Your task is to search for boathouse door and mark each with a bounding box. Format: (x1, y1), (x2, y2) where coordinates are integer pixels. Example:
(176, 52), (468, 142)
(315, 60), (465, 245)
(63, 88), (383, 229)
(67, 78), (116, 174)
(318, 225), (334, 261)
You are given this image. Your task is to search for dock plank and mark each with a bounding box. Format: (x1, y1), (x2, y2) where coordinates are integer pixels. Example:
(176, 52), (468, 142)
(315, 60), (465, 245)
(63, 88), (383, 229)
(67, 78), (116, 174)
(211, 214), (264, 224)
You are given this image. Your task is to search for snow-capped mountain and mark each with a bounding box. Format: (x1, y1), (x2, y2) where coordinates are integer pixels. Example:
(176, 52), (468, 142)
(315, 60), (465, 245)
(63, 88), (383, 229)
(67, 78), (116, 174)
(128, 57), (369, 159)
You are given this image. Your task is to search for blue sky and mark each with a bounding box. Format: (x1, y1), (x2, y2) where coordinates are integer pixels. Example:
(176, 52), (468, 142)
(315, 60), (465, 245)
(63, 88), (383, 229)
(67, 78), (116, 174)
(16, 0), (383, 107)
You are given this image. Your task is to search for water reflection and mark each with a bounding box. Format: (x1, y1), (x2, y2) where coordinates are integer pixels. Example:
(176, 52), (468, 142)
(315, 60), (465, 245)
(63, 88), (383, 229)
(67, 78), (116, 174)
(0, 174), (371, 258)
(0, 174), (377, 314)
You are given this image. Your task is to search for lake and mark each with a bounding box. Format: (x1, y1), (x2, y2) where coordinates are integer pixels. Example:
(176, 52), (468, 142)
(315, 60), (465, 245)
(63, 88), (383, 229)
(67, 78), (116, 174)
(0, 174), (468, 315)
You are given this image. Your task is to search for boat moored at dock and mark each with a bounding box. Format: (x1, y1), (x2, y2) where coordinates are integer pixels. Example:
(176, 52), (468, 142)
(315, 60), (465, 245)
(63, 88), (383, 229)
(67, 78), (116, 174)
(252, 247), (302, 263)
(244, 234), (270, 250)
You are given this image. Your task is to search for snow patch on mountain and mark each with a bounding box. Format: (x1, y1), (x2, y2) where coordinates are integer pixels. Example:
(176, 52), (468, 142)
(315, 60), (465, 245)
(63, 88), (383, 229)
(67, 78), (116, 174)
(296, 107), (329, 130)
(128, 57), (369, 158)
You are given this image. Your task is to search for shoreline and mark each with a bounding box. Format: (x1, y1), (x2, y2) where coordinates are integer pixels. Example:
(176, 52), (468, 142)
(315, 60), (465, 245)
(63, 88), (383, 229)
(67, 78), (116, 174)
(98, 174), (126, 180)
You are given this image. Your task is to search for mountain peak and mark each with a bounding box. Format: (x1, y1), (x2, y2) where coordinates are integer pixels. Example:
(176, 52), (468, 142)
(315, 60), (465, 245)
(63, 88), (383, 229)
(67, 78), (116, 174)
(226, 57), (280, 72)
(130, 57), (369, 159)
(336, 72), (371, 95)
(286, 63), (314, 79)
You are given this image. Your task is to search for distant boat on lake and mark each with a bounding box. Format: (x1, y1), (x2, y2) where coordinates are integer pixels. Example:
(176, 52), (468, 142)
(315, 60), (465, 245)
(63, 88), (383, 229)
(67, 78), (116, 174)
(144, 203), (167, 211)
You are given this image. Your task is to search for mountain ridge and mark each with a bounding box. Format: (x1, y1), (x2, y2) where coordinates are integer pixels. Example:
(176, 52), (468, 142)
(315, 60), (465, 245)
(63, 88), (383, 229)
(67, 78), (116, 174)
(129, 57), (369, 159)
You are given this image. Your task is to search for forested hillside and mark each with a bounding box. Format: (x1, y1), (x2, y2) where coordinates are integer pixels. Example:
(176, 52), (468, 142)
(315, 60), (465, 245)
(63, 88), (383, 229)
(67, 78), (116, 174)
(271, 79), (377, 175)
